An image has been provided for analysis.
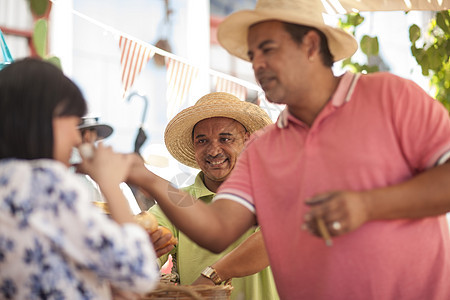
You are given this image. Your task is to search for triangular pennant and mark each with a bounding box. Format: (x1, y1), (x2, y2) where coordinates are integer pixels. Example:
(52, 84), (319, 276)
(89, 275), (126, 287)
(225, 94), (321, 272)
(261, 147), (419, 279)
(215, 76), (247, 101)
(165, 57), (199, 119)
(119, 36), (155, 97)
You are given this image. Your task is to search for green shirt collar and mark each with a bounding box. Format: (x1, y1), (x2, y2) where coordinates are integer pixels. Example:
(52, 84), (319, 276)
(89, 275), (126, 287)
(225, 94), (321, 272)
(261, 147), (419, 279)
(182, 172), (215, 203)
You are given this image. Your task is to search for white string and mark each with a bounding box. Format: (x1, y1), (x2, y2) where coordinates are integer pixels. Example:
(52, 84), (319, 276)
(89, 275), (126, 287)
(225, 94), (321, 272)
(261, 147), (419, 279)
(49, 0), (263, 93)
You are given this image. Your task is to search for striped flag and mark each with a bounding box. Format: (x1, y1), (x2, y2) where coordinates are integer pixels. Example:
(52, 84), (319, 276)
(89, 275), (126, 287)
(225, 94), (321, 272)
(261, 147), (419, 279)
(165, 57), (199, 119)
(119, 36), (155, 97)
(215, 76), (247, 101)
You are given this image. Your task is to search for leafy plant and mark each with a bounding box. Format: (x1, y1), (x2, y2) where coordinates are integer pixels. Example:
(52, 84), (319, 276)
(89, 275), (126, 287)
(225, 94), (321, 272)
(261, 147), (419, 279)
(409, 10), (450, 109)
(27, 0), (61, 68)
(339, 10), (450, 111)
(29, 0), (48, 16)
(338, 13), (381, 74)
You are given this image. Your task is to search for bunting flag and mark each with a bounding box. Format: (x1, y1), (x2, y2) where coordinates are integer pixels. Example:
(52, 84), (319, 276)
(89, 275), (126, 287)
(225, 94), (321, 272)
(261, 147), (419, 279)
(215, 76), (247, 101)
(119, 35), (155, 97)
(165, 57), (199, 119)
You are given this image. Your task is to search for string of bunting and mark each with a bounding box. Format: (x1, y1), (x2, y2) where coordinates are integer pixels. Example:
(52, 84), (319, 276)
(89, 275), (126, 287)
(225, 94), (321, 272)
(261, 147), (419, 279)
(49, 0), (282, 120)
(165, 57), (199, 119)
(119, 36), (155, 97)
(215, 76), (247, 102)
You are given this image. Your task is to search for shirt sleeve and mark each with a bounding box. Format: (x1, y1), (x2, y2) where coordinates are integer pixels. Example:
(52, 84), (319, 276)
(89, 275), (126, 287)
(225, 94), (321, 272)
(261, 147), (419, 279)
(214, 143), (256, 214)
(28, 165), (159, 294)
(389, 75), (450, 170)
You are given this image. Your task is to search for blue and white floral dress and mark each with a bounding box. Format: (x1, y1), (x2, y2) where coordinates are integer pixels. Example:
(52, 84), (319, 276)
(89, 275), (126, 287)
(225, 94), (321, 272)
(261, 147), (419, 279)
(0, 159), (159, 299)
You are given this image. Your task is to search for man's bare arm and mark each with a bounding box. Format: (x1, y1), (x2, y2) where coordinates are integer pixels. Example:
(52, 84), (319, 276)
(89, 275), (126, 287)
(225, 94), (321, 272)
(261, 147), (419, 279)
(127, 157), (256, 252)
(305, 161), (450, 236)
(192, 231), (270, 285)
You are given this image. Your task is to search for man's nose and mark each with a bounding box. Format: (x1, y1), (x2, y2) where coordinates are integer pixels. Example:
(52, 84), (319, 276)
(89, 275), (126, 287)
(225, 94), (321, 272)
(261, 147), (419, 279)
(206, 140), (223, 157)
(252, 53), (266, 73)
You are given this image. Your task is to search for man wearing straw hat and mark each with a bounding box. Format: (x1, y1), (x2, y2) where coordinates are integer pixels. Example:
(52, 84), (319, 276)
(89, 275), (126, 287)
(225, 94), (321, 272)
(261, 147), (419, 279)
(78, 116), (114, 144)
(150, 92), (279, 299)
(128, 0), (450, 298)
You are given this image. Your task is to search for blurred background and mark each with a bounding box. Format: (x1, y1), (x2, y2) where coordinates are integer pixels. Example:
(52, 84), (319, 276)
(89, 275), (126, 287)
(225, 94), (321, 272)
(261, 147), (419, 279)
(1, 0), (448, 186)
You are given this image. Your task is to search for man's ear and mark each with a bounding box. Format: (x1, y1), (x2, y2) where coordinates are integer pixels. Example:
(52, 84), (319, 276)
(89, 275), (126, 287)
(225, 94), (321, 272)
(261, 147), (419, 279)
(303, 30), (321, 61)
(244, 131), (251, 142)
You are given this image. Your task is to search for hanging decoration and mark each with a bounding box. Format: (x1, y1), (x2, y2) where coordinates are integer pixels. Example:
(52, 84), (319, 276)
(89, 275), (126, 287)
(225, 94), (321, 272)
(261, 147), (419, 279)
(215, 76), (247, 101)
(48, 0), (275, 119)
(154, 0), (173, 67)
(165, 57), (199, 119)
(119, 35), (155, 97)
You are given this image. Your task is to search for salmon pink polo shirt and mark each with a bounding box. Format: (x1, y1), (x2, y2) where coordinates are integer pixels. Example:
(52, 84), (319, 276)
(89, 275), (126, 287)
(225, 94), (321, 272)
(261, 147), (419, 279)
(214, 72), (450, 300)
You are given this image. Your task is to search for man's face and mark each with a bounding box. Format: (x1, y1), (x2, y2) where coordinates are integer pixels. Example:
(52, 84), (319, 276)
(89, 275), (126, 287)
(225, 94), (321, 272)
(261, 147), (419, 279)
(81, 128), (98, 144)
(247, 21), (309, 105)
(193, 117), (249, 184)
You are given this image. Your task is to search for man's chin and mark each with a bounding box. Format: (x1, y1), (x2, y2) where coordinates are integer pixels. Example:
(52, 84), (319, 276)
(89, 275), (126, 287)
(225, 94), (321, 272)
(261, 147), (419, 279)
(205, 171), (231, 183)
(264, 92), (283, 104)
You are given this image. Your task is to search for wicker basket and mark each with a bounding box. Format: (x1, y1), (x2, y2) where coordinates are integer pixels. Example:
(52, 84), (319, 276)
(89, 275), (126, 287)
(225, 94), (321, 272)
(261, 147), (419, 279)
(142, 283), (233, 300)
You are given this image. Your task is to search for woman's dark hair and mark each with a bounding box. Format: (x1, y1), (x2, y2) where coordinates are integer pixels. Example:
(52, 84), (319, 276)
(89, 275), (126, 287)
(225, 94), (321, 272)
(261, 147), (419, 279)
(282, 22), (334, 67)
(0, 58), (87, 160)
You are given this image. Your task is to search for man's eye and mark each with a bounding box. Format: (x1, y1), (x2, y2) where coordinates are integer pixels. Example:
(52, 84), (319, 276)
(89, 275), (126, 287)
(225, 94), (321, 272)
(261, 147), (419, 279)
(196, 139), (206, 144)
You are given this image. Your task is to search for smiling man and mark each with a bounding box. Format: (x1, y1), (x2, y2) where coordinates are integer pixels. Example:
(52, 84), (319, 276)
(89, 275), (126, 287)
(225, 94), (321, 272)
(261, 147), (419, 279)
(126, 0), (450, 299)
(149, 92), (278, 299)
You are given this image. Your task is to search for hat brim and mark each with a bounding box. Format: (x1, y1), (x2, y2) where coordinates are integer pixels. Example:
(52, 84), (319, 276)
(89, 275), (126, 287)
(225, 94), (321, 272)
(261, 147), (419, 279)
(218, 9), (358, 62)
(79, 124), (113, 140)
(164, 94), (272, 169)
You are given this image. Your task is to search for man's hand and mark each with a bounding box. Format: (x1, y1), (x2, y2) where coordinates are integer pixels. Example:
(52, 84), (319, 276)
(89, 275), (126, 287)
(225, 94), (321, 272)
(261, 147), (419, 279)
(126, 153), (151, 187)
(150, 227), (175, 258)
(191, 275), (215, 286)
(303, 191), (371, 237)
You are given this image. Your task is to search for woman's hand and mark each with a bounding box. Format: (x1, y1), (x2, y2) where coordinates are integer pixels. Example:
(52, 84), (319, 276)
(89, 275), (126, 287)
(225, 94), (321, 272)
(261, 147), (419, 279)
(78, 143), (133, 187)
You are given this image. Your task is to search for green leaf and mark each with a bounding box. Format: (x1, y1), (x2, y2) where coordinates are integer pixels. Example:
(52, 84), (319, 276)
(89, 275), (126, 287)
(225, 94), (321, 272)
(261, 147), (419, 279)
(446, 39), (450, 56)
(409, 24), (421, 44)
(30, 0), (48, 17)
(360, 35), (379, 56)
(419, 55), (430, 76)
(428, 48), (441, 70)
(33, 19), (47, 58)
(436, 11), (450, 34)
(45, 56), (62, 70)
(347, 13), (365, 27)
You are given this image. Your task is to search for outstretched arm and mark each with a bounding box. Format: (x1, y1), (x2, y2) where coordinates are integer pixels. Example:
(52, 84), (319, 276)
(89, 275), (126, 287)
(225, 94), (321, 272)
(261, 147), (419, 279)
(78, 143), (135, 225)
(304, 161), (450, 237)
(191, 230), (270, 285)
(127, 155), (256, 253)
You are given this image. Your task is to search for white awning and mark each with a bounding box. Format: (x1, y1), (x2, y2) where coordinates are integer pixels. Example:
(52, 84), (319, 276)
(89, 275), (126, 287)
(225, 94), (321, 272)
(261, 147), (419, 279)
(322, 0), (450, 14)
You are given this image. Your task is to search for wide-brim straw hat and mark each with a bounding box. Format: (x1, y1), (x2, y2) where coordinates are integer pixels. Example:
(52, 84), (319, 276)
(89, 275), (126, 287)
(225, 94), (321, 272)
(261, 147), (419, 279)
(217, 0), (358, 62)
(164, 92), (273, 169)
(78, 117), (113, 140)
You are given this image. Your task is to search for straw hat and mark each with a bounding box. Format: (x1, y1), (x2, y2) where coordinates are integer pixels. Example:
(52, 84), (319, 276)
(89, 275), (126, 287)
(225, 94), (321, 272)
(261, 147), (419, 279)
(164, 92), (273, 169)
(78, 117), (113, 140)
(217, 0), (358, 62)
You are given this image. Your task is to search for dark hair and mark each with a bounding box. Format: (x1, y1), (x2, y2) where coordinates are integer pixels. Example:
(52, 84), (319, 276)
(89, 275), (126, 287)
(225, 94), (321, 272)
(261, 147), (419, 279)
(0, 58), (87, 160)
(282, 22), (334, 67)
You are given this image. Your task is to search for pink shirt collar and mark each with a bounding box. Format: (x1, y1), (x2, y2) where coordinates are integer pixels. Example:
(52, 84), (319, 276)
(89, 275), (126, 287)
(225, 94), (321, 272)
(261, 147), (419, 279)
(276, 71), (361, 129)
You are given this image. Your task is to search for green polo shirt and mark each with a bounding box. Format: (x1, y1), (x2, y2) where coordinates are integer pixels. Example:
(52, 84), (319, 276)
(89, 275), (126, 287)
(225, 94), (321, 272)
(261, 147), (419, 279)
(150, 172), (279, 300)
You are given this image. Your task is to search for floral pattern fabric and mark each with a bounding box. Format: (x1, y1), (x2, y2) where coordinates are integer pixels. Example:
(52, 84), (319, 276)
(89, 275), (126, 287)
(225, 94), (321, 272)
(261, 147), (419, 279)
(0, 159), (159, 299)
